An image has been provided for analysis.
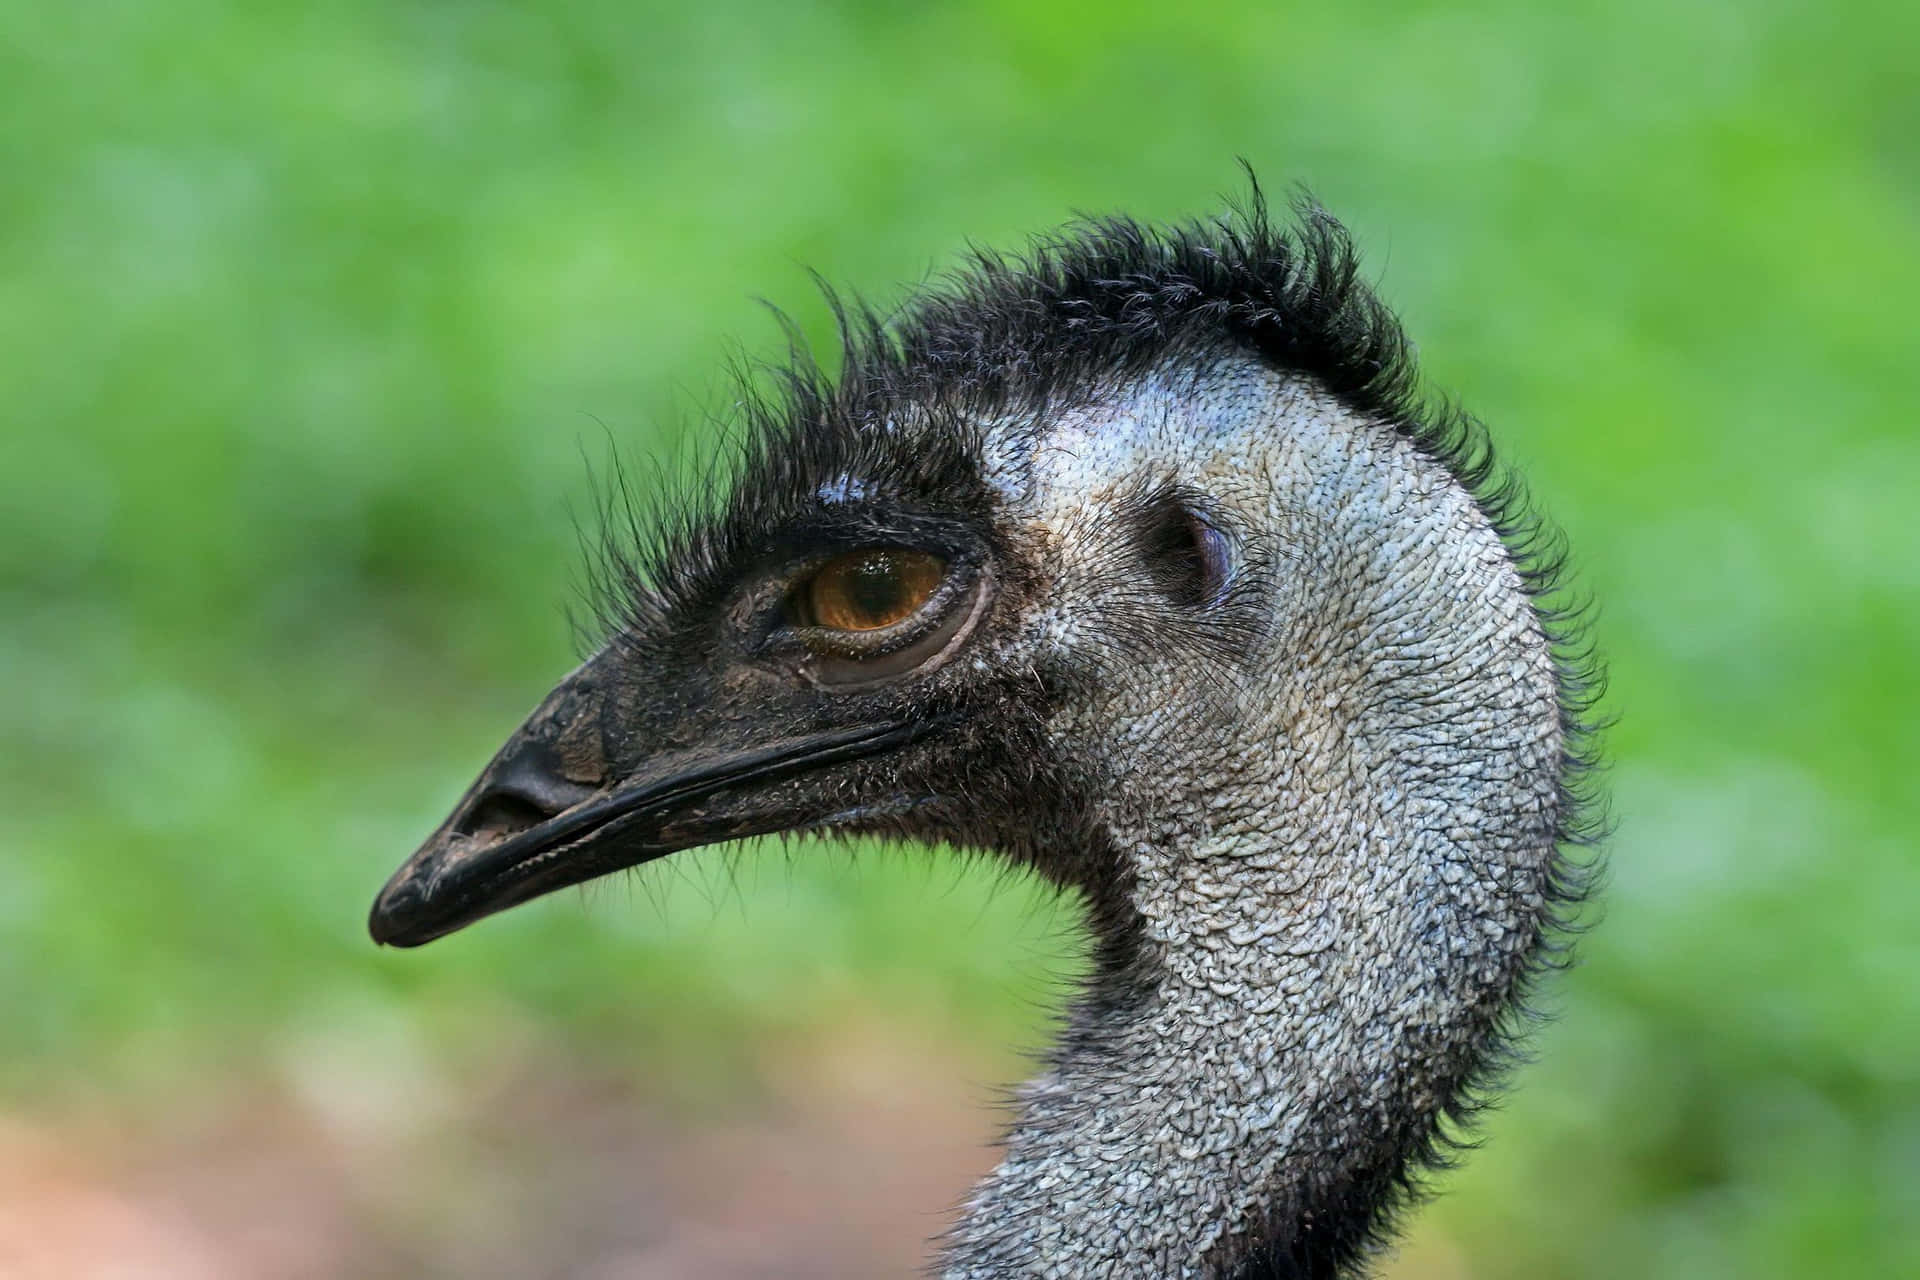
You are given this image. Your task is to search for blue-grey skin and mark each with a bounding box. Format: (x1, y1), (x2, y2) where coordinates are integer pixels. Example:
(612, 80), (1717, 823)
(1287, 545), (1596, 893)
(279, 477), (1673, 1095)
(946, 356), (1566, 1276)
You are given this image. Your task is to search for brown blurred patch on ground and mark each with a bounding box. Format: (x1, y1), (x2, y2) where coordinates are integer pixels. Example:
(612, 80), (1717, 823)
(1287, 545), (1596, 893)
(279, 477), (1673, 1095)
(0, 1014), (999, 1279)
(0, 1015), (1466, 1278)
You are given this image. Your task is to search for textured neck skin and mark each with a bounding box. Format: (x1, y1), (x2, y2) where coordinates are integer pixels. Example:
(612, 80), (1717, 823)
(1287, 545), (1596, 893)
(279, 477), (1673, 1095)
(940, 357), (1564, 1279)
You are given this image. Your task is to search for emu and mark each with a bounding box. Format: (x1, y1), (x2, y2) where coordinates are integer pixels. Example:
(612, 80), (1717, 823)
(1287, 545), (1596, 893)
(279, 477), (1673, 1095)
(370, 189), (1600, 1279)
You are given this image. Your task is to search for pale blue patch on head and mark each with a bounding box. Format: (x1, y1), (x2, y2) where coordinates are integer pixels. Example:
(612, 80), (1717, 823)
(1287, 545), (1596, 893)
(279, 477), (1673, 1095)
(816, 473), (870, 505)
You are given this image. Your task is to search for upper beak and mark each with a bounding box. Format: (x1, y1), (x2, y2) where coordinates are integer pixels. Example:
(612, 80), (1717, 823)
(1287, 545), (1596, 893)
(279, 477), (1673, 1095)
(367, 654), (919, 948)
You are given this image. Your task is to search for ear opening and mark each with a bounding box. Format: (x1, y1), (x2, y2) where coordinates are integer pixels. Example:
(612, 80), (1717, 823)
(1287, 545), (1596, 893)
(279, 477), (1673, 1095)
(1137, 490), (1231, 609)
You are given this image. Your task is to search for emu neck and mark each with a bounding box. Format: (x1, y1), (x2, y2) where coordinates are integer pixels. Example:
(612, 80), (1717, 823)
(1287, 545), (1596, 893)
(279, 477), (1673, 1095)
(943, 364), (1563, 1278)
(943, 819), (1444, 1280)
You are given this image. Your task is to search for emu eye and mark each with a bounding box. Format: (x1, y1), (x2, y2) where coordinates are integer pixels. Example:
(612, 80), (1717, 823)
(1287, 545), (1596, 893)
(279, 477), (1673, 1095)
(797, 548), (946, 632)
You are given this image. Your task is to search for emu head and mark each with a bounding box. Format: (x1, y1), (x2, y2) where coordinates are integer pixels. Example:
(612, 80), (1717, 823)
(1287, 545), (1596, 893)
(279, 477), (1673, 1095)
(370, 194), (1595, 1279)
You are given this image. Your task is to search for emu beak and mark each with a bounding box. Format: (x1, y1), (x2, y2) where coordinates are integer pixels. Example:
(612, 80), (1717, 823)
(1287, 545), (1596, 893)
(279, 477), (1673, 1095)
(368, 653), (919, 948)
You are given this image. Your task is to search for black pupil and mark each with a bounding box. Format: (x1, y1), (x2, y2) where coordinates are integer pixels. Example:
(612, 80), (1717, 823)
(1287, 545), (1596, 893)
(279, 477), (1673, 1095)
(846, 553), (906, 619)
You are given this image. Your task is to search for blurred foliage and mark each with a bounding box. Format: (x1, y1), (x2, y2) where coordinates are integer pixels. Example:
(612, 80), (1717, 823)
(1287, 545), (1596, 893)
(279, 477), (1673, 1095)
(2, 0), (1917, 1275)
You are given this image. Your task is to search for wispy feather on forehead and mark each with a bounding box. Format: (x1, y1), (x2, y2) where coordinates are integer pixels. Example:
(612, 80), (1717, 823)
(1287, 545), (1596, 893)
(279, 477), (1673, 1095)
(595, 182), (1425, 630)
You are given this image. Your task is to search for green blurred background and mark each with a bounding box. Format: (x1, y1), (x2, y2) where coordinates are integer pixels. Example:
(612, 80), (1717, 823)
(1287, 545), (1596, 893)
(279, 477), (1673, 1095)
(3, 0), (1916, 1275)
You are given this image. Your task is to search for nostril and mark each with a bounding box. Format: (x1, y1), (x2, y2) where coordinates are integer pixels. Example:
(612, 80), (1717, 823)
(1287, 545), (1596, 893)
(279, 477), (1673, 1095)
(451, 734), (603, 845)
(456, 789), (560, 842)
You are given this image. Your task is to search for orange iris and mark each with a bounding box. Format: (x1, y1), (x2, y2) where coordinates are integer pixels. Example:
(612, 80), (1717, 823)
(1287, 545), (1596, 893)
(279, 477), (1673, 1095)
(802, 548), (945, 631)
